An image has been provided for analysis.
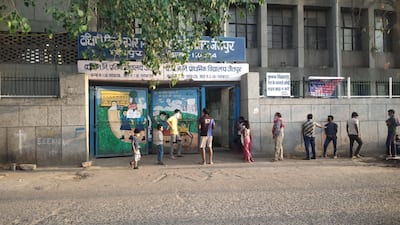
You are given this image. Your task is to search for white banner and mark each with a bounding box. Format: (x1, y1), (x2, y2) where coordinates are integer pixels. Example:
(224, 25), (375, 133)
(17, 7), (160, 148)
(266, 72), (291, 96)
(77, 60), (249, 81)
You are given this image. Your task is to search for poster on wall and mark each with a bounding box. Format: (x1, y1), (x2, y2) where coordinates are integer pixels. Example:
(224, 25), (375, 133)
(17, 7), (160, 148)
(96, 88), (148, 156)
(151, 89), (199, 153)
(266, 72), (291, 97)
(308, 76), (344, 97)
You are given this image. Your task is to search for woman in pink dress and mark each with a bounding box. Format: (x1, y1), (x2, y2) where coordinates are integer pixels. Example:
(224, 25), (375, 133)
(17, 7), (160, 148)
(242, 120), (253, 163)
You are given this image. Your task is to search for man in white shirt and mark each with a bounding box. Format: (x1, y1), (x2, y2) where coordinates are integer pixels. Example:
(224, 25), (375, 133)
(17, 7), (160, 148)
(347, 112), (363, 158)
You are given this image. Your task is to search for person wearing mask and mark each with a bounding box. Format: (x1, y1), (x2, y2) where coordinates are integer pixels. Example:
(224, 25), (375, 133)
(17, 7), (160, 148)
(167, 109), (183, 159)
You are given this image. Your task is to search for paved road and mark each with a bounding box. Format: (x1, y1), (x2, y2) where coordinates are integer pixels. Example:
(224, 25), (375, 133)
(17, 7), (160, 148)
(0, 154), (399, 225)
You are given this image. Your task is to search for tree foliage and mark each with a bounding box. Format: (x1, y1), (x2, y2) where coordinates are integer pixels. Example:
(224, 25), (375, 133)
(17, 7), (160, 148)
(1, 0), (264, 87)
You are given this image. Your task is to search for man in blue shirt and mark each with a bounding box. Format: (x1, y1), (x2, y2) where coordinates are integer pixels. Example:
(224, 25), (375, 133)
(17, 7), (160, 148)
(386, 109), (398, 159)
(323, 115), (338, 158)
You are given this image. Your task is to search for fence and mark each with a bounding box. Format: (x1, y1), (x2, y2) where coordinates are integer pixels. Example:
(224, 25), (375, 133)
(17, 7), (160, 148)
(0, 72), (60, 97)
(262, 77), (400, 98)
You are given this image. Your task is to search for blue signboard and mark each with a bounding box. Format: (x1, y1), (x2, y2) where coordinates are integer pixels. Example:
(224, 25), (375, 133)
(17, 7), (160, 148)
(78, 32), (245, 62)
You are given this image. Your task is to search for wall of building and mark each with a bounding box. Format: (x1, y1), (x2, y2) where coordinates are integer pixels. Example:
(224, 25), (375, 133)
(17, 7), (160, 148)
(241, 72), (400, 158)
(248, 0), (400, 79)
(0, 66), (88, 167)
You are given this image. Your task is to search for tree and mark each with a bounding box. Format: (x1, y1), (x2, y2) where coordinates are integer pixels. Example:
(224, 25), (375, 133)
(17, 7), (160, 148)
(0, 0), (265, 87)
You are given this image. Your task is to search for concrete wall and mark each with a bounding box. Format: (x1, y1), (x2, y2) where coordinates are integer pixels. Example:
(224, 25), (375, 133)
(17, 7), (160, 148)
(0, 70), (88, 167)
(241, 72), (400, 158)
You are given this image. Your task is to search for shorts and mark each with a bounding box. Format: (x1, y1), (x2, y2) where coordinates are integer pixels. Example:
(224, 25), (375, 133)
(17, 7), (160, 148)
(132, 151), (141, 162)
(200, 136), (213, 148)
(171, 134), (181, 143)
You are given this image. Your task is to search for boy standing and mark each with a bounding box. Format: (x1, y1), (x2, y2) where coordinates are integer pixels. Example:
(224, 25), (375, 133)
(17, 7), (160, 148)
(167, 109), (183, 159)
(198, 108), (216, 165)
(129, 129), (141, 169)
(154, 124), (165, 165)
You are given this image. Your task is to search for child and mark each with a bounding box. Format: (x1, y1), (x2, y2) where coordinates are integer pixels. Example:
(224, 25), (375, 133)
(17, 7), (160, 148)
(154, 124), (165, 165)
(242, 120), (253, 163)
(129, 129), (141, 169)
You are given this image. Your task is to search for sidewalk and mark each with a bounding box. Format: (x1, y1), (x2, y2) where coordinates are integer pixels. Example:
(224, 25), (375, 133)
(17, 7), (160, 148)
(87, 148), (400, 170)
(1, 148), (399, 173)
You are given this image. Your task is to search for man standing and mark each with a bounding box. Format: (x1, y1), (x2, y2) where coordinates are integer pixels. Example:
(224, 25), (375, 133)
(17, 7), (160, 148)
(198, 108), (215, 165)
(167, 109), (183, 159)
(385, 109), (398, 159)
(272, 112), (284, 161)
(347, 112), (363, 158)
(302, 114), (324, 160)
(323, 115), (338, 158)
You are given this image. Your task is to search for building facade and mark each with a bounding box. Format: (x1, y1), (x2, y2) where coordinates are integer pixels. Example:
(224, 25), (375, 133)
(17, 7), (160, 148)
(0, 0), (399, 167)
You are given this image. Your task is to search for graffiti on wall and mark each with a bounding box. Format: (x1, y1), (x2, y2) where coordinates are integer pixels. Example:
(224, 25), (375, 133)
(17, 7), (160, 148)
(97, 88), (148, 156)
(151, 89), (199, 152)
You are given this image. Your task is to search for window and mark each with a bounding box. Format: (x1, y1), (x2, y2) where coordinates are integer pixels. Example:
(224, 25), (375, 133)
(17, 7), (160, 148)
(374, 10), (393, 52)
(341, 10), (362, 51)
(267, 7), (293, 49)
(0, 73), (59, 97)
(304, 9), (327, 49)
(0, 32), (68, 96)
(228, 5), (257, 48)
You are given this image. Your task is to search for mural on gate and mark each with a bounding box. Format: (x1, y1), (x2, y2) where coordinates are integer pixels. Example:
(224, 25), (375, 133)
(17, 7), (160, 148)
(96, 89), (148, 156)
(152, 89), (199, 153)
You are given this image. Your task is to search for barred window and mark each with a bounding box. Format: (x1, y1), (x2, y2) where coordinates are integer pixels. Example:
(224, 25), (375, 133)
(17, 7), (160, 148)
(0, 73), (59, 97)
(0, 32), (74, 97)
(304, 9), (327, 49)
(267, 7), (293, 49)
(228, 5), (257, 48)
(341, 10), (362, 51)
(374, 10), (393, 52)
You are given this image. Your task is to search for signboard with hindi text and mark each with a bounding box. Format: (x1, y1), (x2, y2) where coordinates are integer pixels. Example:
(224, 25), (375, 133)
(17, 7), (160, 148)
(266, 72), (291, 97)
(78, 60), (249, 81)
(78, 32), (245, 62)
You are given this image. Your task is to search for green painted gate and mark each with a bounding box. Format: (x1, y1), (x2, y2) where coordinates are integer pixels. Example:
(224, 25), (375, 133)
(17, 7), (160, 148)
(95, 87), (148, 156)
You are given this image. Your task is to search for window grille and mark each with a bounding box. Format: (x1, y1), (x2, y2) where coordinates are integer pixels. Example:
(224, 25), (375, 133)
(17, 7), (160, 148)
(0, 72), (59, 97)
(0, 32), (77, 65)
(267, 7), (293, 49)
(228, 5), (257, 48)
(304, 9), (328, 49)
(341, 10), (363, 51)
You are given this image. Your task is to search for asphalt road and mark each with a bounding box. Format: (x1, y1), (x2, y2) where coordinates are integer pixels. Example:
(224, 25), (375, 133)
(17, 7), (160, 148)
(0, 155), (399, 225)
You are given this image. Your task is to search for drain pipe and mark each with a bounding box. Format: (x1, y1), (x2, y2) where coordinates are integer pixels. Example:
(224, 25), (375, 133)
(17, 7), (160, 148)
(334, 0), (343, 98)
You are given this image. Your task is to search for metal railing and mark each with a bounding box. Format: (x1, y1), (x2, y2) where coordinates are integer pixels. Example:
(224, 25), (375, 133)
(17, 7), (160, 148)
(262, 77), (400, 98)
(0, 72), (60, 97)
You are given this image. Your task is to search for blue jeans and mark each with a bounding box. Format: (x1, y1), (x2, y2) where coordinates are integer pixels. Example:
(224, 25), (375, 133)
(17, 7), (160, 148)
(304, 136), (316, 159)
(323, 136), (337, 156)
(157, 144), (164, 162)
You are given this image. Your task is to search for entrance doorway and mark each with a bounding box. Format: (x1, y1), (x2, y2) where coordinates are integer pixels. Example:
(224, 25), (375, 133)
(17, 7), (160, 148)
(202, 85), (239, 149)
